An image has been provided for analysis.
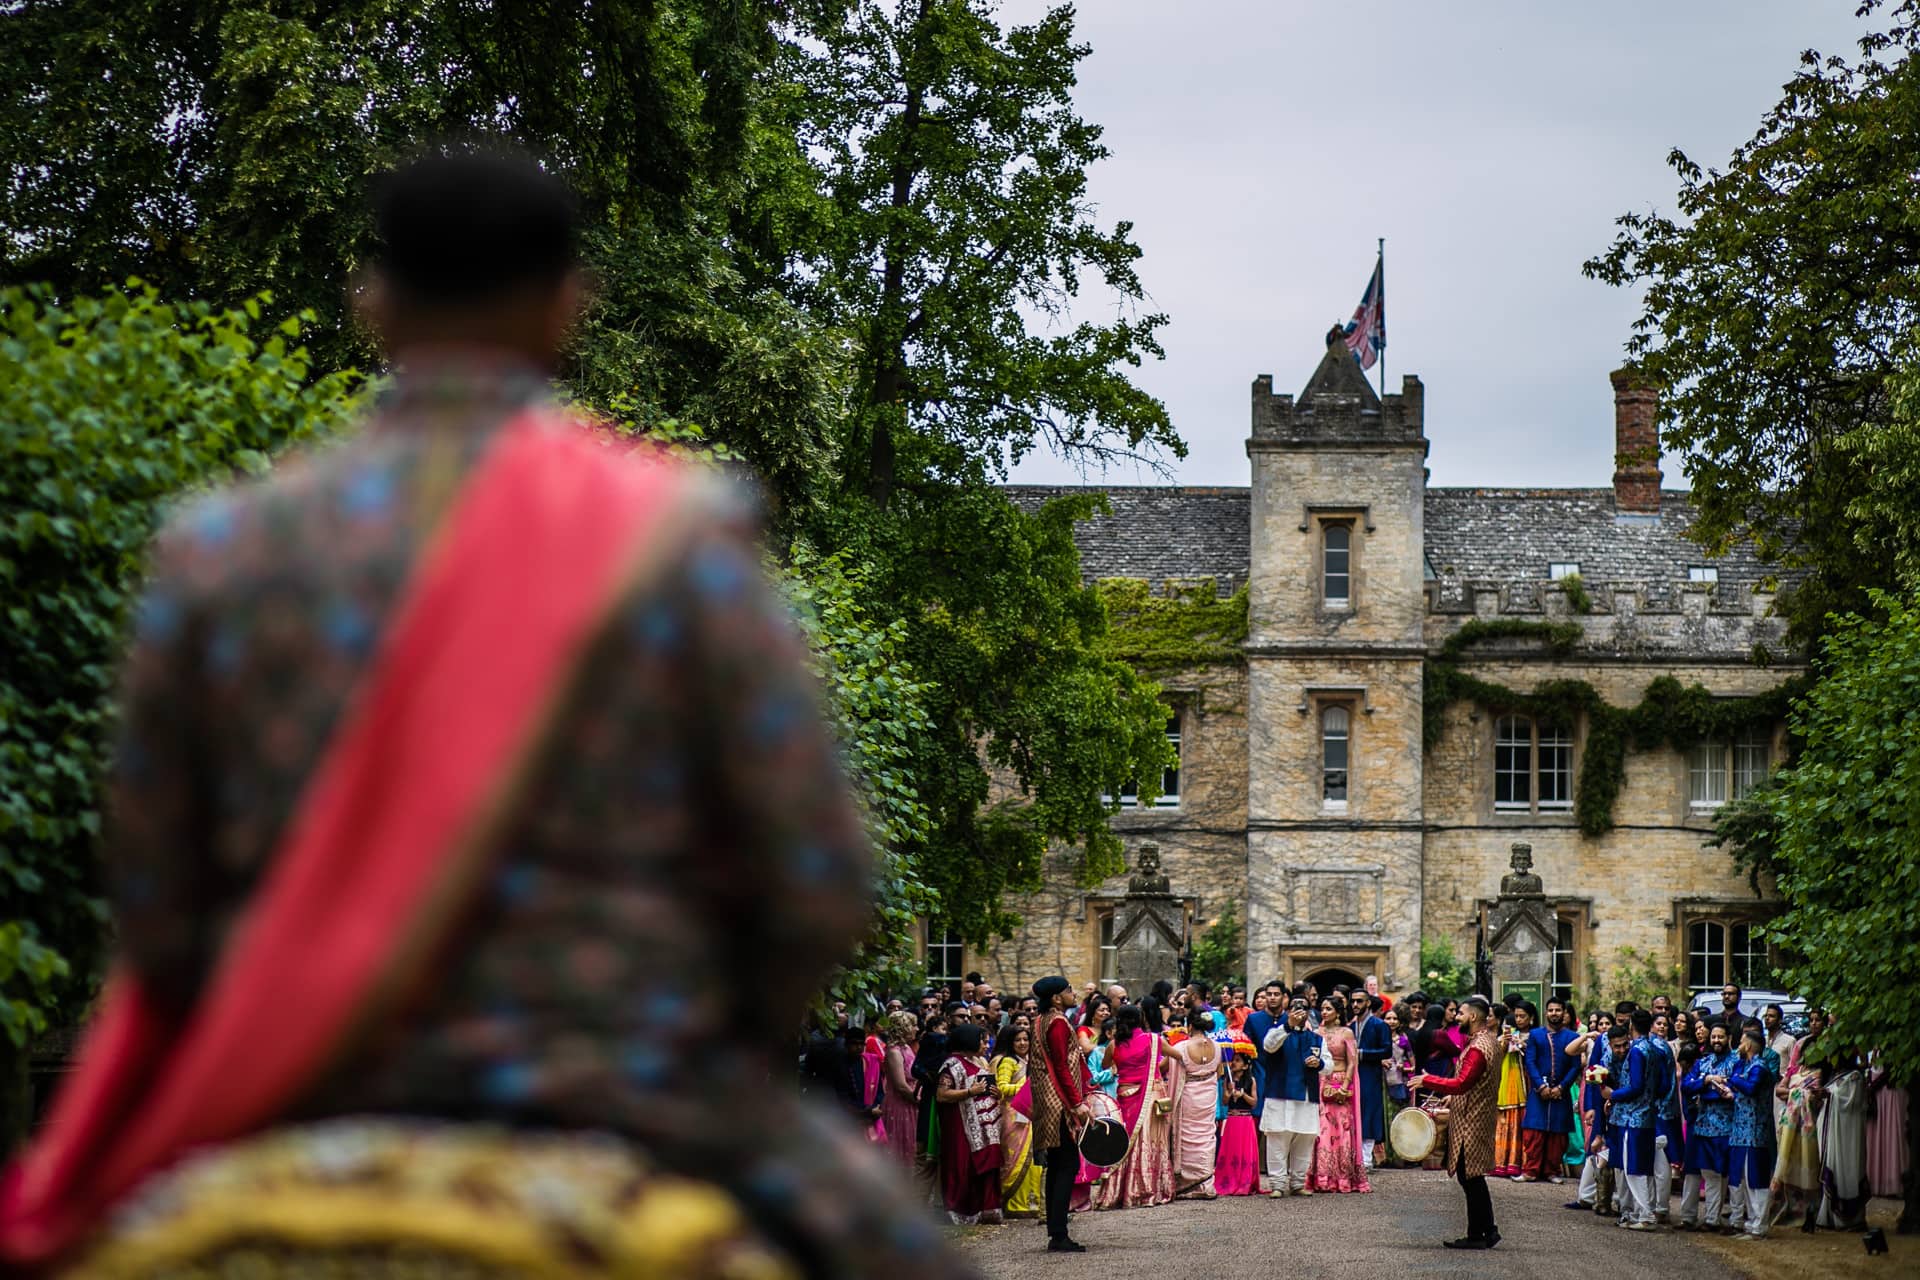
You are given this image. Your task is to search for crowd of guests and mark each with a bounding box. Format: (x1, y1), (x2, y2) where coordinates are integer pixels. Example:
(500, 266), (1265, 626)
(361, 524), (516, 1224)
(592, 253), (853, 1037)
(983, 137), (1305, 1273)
(802, 973), (1910, 1244)
(1560, 984), (1908, 1241)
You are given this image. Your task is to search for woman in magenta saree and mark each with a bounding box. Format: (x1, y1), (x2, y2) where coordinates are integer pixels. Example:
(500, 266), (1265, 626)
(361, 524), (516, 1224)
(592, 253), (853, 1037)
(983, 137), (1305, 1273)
(1309, 995), (1373, 1193)
(1088, 1005), (1174, 1210)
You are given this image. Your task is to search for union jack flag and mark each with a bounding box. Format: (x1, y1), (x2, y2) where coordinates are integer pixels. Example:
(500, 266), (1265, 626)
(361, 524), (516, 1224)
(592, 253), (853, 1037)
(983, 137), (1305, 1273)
(1343, 257), (1385, 371)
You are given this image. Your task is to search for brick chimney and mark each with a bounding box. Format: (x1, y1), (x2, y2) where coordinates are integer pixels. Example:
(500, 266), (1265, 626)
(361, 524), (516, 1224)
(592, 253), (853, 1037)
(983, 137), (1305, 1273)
(1610, 366), (1660, 515)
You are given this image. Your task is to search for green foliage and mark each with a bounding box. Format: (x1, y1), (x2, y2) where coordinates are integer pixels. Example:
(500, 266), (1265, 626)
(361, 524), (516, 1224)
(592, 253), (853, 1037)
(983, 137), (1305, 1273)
(1583, 2), (1920, 643)
(1189, 900), (1245, 993)
(1579, 946), (1684, 1014)
(1426, 620), (1802, 835)
(0, 282), (365, 1033)
(1559, 572), (1593, 615)
(832, 486), (1175, 942)
(1750, 591), (1920, 1082)
(3, 0), (1186, 993)
(0, 923), (69, 1049)
(0, 0), (836, 517)
(782, 547), (939, 1015)
(790, 0), (1181, 502)
(1095, 579), (1250, 667)
(1418, 936), (1475, 1001)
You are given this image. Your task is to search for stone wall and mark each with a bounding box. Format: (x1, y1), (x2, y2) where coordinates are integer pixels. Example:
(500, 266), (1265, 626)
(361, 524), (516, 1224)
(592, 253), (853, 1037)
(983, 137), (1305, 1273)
(1420, 655), (1795, 991)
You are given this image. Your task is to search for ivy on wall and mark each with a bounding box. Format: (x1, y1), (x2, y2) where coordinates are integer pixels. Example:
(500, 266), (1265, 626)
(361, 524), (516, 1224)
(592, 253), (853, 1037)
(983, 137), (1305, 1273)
(1097, 577), (1249, 667)
(1425, 618), (1806, 836)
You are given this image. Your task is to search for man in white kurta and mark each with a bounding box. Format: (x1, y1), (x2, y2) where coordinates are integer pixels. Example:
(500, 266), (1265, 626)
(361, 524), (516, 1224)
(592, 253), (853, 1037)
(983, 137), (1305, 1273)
(1259, 998), (1323, 1195)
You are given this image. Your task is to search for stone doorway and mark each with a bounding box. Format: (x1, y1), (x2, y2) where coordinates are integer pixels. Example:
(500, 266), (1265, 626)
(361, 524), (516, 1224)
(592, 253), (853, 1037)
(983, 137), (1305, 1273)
(1277, 947), (1387, 995)
(1302, 965), (1365, 996)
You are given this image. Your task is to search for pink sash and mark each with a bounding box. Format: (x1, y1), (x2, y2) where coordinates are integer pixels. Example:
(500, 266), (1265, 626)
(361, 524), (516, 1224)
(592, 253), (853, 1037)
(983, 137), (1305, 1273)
(0, 412), (689, 1267)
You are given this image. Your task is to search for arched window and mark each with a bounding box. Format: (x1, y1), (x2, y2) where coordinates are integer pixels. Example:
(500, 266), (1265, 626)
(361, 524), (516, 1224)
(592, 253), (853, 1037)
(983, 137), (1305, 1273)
(1687, 920), (1727, 990)
(1322, 524), (1351, 606)
(1322, 705), (1350, 808)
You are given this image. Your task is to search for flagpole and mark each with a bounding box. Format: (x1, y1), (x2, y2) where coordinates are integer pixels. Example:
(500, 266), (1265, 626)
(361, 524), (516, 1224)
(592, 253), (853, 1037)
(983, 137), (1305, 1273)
(1377, 236), (1386, 399)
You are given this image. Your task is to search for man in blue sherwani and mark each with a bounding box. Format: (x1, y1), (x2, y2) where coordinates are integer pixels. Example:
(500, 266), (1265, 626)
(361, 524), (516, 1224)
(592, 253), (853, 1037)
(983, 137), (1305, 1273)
(1258, 995), (1323, 1196)
(1608, 1009), (1665, 1230)
(1678, 1021), (1737, 1231)
(1351, 991), (1392, 1170)
(1518, 996), (1579, 1183)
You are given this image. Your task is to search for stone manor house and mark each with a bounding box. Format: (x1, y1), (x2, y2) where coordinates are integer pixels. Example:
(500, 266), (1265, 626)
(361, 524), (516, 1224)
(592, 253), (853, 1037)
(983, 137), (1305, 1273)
(942, 335), (1799, 1004)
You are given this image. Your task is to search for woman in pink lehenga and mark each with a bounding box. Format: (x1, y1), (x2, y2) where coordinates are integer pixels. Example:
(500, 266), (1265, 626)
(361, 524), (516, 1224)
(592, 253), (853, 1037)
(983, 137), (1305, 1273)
(1168, 1012), (1224, 1198)
(1089, 1004), (1175, 1210)
(879, 1011), (922, 1169)
(1215, 1051), (1261, 1195)
(1308, 994), (1372, 1194)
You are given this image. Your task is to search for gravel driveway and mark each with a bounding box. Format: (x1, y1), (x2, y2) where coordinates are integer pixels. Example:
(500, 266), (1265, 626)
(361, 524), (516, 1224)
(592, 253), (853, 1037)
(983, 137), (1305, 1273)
(955, 1171), (1745, 1279)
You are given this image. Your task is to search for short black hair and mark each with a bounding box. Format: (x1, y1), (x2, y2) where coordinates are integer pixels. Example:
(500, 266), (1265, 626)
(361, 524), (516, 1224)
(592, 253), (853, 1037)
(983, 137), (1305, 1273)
(1631, 1009), (1655, 1035)
(966, 972), (983, 984)
(1614, 1000), (1639, 1018)
(1406, 990), (1430, 1005)
(373, 145), (579, 303)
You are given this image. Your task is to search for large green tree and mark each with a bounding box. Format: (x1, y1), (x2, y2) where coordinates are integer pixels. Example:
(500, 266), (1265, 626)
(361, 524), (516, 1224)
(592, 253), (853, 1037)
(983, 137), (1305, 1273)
(0, 0), (842, 516)
(1730, 592), (1920, 1230)
(2, 0), (1184, 983)
(787, 0), (1182, 939)
(1583, 0), (1920, 641)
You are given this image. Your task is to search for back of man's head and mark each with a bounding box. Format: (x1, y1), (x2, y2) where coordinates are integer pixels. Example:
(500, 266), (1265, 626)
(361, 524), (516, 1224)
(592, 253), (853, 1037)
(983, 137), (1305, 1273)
(374, 146), (578, 305)
(1630, 1009), (1655, 1036)
(365, 145), (582, 366)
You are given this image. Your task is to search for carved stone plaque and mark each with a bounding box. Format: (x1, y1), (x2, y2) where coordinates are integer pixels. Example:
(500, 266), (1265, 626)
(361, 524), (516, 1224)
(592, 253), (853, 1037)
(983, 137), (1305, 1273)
(1309, 875), (1362, 926)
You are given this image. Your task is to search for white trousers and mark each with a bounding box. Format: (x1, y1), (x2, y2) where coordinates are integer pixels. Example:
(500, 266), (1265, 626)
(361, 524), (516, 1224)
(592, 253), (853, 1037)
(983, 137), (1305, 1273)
(1651, 1134), (1672, 1217)
(1361, 1138), (1376, 1169)
(1679, 1170), (1725, 1227)
(1741, 1183), (1771, 1235)
(1264, 1131), (1315, 1192)
(1623, 1173), (1656, 1224)
(1575, 1149), (1601, 1205)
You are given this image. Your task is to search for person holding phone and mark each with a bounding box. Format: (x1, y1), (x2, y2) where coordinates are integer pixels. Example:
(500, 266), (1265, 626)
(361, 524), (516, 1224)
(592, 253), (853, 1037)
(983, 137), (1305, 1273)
(934, 1023), (1005, 1224)
(1259, 997), (1323, 1196)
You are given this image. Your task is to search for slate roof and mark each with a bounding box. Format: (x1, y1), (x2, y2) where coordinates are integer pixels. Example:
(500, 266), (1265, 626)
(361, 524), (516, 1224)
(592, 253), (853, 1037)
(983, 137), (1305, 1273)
(1003, 486), (1251, 594)
(1002, 484), (1776, 602)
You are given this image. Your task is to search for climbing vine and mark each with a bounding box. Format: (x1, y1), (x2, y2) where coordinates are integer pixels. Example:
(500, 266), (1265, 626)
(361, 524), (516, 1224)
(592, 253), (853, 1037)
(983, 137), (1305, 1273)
(1425, 619), (1806, 836)
(1097, 578), (1250, 667)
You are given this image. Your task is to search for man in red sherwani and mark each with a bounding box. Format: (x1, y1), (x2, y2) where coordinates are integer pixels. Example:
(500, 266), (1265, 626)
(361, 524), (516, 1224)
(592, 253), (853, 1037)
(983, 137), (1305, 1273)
(1027, 976), (1093, 1253)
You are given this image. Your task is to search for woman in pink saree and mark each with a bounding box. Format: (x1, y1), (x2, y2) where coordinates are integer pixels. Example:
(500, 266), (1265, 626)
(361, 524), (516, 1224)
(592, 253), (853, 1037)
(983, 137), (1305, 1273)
(1088, 1004), (1174, 1210)
(879, 1011), (921, 1167)
(1168, 1011), (1224, 1198)
(1309, 995), (1372, 1193)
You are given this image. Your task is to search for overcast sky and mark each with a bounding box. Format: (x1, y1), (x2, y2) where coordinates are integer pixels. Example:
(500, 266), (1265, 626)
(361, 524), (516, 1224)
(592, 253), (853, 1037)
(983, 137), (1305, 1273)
(997, 1), (1870, 491)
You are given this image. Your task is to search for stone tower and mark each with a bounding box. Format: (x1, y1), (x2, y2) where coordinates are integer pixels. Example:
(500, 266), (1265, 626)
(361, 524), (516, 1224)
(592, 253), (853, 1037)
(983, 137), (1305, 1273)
(1242, 331), (1428, 992)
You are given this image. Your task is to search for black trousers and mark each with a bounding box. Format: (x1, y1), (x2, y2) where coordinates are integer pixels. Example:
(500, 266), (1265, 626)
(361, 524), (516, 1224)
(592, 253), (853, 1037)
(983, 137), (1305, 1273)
(1454, 1150), (1496, 1240)
(1041, 1131), (1080, 1240)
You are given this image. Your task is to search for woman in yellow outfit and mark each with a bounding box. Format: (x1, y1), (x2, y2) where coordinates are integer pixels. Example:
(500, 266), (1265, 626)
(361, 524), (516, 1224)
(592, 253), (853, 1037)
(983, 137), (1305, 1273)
(1491, 1005), (1533, 1176)
(994, 1027), (1045, 1217)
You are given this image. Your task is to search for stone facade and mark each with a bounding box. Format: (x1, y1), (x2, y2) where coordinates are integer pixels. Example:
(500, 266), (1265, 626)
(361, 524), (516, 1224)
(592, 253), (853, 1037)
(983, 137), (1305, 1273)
(966, 336), (1798, 1007)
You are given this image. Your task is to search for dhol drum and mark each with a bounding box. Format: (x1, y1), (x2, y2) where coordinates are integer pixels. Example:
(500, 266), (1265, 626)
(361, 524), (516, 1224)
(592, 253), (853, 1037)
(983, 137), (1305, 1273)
(1075, 1091), (1129, 1169)
(1418, 1094), (1452, 1171)
(1390, 1105), (1436, 1164)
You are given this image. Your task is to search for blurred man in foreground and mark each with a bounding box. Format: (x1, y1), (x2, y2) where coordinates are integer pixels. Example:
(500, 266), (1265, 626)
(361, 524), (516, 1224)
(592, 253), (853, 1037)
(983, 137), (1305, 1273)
(0, 147), (972, 1280)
